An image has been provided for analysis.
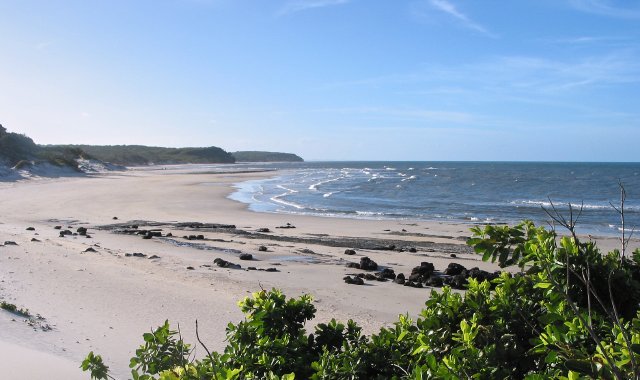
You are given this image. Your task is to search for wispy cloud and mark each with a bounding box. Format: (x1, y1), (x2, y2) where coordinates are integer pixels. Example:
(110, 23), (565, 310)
(322, 51), (640, 94)
(428, 0), (497, 37)
(277, 0), (349, 16)
(317, 106), (476, 124)
(568, 0), (640, 19)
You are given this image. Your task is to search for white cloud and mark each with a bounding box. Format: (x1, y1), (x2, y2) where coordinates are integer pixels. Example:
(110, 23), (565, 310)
(277, 0), (350, 16)
(428, 0), (497, 37)
(568, 0), (640, 19)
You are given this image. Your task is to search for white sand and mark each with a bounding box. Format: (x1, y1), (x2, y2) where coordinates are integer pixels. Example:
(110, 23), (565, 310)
(0, 165), (633, 379)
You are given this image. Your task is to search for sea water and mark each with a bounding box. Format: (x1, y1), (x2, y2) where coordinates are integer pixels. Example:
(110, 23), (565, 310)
(228, 162), (640, 236)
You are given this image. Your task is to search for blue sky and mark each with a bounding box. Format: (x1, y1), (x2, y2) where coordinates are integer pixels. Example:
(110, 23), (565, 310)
(1, 0), (639, 161)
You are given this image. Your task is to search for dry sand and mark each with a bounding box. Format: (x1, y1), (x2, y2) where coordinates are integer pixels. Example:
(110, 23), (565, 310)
(0, 165), (633, 379)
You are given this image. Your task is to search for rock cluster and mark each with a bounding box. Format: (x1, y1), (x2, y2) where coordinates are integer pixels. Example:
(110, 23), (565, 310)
(344, 260), (500, 290)
(125, 252), (147, 258)
(343, 268), (396, 285)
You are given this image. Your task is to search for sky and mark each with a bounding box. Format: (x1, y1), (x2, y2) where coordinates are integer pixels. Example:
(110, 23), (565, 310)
(1, 0), (639, 161)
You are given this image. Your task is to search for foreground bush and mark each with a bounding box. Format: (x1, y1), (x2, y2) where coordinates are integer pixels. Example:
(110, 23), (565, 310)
(83, 221), (640, 379)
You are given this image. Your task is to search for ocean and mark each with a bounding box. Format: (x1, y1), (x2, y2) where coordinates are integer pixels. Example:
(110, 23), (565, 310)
(228, 162), (640, 237)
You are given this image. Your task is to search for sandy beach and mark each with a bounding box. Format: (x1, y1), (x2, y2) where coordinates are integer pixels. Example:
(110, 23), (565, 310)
(0, 166), (632, 379)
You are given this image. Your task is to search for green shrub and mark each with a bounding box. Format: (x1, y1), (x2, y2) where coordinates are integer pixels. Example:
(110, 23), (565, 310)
(83, 222), (640, 380)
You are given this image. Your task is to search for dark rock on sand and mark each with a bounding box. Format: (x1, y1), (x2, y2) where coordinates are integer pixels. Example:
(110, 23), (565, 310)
(379, 268), (396, 280)
(239, 253), (253, 260)
(345, 262), (360, 269)
(83, 247), (97, 253)
(247, 267), (257, 271)
(344, 249), (356, 255)
(258, 245), (268, 252)
(213, 257), (241, 269)
(59, 230), (73, 237)
(257, 228), (270, 233)
(26, 227), (35, 231)
(187, 266), (195, 270)
(264, 267), (278, 272)
(364, 273), (377, 281)
(31, 238), (41, 242)
(54, 226), (62, 230)
(344, 276), (364, 285)
(394, 273), (406, 285)
(443, 274), (467, 289)
(359, 257), (378, 271)
(165, 232), (173, 237)
(450, 254), (457, 258)
(132, 252), (146, 258)
(444, 263), (466, 276)
(408, 247), (417, 253)
(113, 216), (118, 220)
(298, 248), (315, 254)
(404, 280), (423, 288)
(77, 227), (88, 236)
(148, 255), (161, 259)
(276, 223), (296, 229)
(425, 276), (443, 287)
(408, 262), (435, 284)
(4, 241), (18, 246)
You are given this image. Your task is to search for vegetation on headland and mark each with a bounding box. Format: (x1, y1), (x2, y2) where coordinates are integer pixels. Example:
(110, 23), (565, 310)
(232, 151), (304, 163)
(55, 145), (236, 166)
(0, 124), (86, 170)
(0, 124), (304, 169)
(82, 212), (640, 379)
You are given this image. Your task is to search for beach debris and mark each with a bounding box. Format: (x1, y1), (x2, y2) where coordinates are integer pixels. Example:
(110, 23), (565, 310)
(344, 249), (356, 255)
(343, 275), (364, 285)
(26, 227), (35, 231)
(276, 223), (296, 229)
(239, 253), (253, 260)
(4, 241), (18, 246)
(214, 257), (241, 269)
(257, 228), (271, 233)
(263, 268), (278, 272)
(258, 245), (268, 252)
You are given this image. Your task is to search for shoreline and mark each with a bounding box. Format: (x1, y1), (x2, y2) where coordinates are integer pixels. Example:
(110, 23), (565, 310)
(0, 165), (635, 379)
